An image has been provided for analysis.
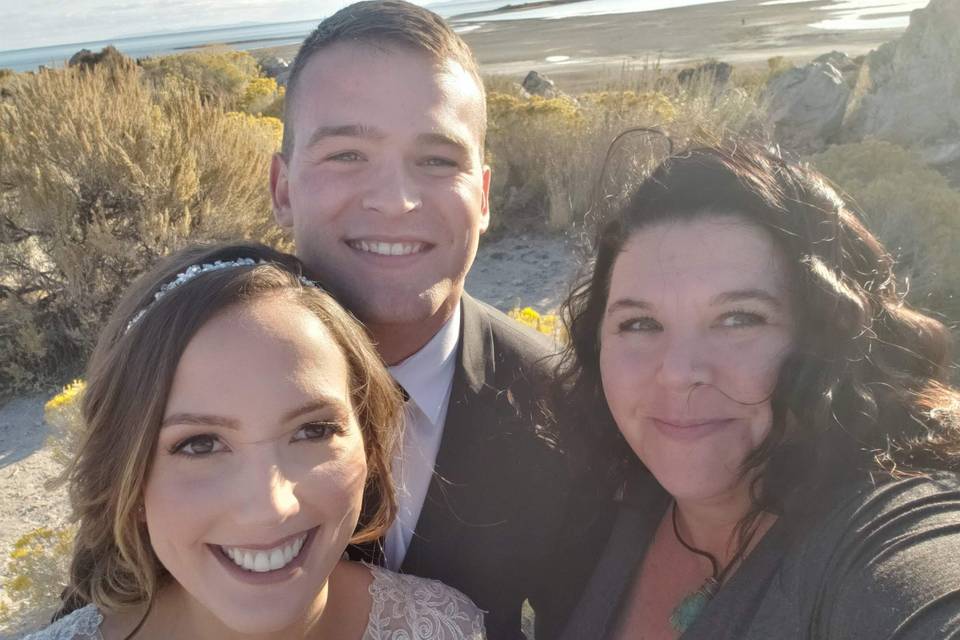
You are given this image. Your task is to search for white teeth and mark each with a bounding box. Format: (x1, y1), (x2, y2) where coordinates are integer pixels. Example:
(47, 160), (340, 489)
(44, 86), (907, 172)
(350, 240), (425, 256)
(221, 533), (308, 573)
(268, 548), (285, 571)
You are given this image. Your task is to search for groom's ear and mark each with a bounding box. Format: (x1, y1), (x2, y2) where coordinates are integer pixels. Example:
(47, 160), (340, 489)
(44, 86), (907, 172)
(270, 152), (293, 229)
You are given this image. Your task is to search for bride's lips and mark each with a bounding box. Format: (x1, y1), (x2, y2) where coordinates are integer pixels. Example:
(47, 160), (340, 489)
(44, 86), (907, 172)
(208, 526), (319, 586)
(650, 417), (736, 440)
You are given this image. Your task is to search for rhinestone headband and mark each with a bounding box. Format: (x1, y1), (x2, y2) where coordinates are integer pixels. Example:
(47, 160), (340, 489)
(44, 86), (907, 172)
(125, 258), (321, 334)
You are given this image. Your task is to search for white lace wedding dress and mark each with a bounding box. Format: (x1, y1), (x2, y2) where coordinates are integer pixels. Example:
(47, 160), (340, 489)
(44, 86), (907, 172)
(23, 564), (485, 639)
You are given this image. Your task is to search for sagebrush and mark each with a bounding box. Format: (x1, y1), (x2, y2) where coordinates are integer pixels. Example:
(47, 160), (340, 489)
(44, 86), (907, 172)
(810, 141), (960, 338)
(0, 61), (284, 393)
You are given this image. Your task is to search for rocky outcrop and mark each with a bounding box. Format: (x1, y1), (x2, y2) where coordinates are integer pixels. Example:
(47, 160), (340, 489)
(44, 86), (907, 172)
(521, 71), (561, 98)
(258, 55), (291, 85)
(764, 62), (850, 153)
(812, 51), (861, 86)
(842, 0), (960, 166)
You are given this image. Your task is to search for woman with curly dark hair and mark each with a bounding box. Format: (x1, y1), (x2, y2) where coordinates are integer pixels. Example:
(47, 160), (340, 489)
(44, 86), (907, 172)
(555, 141), (960, 640)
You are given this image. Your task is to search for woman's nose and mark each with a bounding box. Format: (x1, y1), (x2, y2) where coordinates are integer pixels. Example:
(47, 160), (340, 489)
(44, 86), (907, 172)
(231, 460), (300, 527)
(655, 336), (712, 392)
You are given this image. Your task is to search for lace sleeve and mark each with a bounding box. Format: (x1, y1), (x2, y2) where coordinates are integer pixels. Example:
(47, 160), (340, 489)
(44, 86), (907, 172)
(365, 564), (485, 639)
(19, 605), (103, 640)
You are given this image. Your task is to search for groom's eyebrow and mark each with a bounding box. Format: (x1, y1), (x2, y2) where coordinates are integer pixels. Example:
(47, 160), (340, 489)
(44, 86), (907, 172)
(305, 124), (385, 147)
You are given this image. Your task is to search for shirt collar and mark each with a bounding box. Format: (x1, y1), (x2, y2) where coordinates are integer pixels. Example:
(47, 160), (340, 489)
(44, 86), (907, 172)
(387, 302), (461, 426)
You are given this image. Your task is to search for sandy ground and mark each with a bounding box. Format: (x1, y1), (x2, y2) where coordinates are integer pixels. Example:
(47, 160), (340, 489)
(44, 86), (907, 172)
(0, 232), (581, 637)
(255, 0), (908, 92)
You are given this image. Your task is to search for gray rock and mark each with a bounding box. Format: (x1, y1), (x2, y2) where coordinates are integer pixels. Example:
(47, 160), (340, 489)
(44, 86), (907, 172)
(765, 62), (850, 153)
(812, 50), (860, 86)
(843, 0), (960, 166)
(258, 55), (291, 85)
(522, 70), (560, 98)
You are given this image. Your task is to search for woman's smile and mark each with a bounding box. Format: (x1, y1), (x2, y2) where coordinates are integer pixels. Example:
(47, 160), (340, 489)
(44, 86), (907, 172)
(209, 526), (319, 585)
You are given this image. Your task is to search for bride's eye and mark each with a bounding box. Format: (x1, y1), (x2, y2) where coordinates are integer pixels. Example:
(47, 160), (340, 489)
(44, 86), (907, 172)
(291, 421), (344, 442)
(170, 434), (226, 457)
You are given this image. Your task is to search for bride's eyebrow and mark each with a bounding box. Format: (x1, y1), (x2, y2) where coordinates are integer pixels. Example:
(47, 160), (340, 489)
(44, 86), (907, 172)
(280, 397), (351, 423)
(160, 413), (239, 430)
(160, 396), (350, 431)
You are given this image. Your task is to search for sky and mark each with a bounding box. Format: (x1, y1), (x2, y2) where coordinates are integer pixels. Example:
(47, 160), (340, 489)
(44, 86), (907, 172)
(0, 0), (412, 52)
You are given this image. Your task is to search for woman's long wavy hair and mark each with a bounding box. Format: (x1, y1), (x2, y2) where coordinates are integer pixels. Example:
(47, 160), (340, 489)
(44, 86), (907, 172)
(57, 242), (402, 617)
(557, 140), (960, 521)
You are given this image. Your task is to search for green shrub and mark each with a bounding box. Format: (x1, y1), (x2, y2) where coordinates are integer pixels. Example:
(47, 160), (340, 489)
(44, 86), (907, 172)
(0, 63), (284, 394)
(809, 141), (960, 333)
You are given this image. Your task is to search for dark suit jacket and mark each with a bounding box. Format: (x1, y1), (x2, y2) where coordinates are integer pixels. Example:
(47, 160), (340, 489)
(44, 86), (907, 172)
(352, 293), (604, 639)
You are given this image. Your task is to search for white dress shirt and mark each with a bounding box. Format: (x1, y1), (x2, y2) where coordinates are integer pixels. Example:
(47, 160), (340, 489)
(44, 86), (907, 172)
(383, 302), (461, 570)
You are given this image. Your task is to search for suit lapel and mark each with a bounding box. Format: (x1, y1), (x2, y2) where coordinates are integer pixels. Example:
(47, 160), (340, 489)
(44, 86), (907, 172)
(401, 294), (490, 574)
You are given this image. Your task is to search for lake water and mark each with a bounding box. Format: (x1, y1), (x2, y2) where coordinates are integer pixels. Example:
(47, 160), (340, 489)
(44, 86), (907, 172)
(0, 0), (927, 72)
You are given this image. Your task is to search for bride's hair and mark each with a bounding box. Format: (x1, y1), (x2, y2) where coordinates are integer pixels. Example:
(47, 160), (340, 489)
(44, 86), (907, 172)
(56, 242), (401, 616)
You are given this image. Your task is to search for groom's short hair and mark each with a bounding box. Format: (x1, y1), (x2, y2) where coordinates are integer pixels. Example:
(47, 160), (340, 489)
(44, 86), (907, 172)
(280, 0), (486, 158)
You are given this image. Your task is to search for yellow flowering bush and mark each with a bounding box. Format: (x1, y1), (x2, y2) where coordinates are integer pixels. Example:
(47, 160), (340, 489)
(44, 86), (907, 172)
(0, 526), (76, 633)
(508, 306), (564, 342)
(225, 111), (283, 148)
(141, 48), (261, 108)
(44, 380), (86, 469)
(239, 76), (284, 116)
(579, 90), (678, 123)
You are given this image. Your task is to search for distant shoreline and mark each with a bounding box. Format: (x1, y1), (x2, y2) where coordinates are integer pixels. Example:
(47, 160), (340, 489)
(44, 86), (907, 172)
(2, 0), (910, 86)
(450, 0), (591, 21)
(252, 0), (907, 91)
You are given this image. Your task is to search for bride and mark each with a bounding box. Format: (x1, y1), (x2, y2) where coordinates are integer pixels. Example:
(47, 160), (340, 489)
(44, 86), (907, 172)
(25, 243), (484, 639)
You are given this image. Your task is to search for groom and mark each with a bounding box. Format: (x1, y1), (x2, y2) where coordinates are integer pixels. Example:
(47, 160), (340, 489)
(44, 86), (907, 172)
(269, 1), (601, 637)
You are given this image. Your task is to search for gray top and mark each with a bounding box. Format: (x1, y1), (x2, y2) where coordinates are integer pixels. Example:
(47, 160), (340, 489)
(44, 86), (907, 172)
(561, 470), (960, 640)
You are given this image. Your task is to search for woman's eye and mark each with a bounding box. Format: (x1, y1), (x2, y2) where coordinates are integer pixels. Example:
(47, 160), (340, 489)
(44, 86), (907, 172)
(291, 421), (342, 442)
(617, 317), (663, 333)
(717, 311), (767, 328)
(171, 434), (225, 457)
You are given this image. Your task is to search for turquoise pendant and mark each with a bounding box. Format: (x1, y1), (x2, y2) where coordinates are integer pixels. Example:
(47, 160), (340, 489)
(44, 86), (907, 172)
(669, 577), (719, 633)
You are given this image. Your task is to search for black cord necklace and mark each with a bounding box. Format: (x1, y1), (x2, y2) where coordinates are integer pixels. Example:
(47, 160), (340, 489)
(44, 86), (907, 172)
(668, 501), (749, 633)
